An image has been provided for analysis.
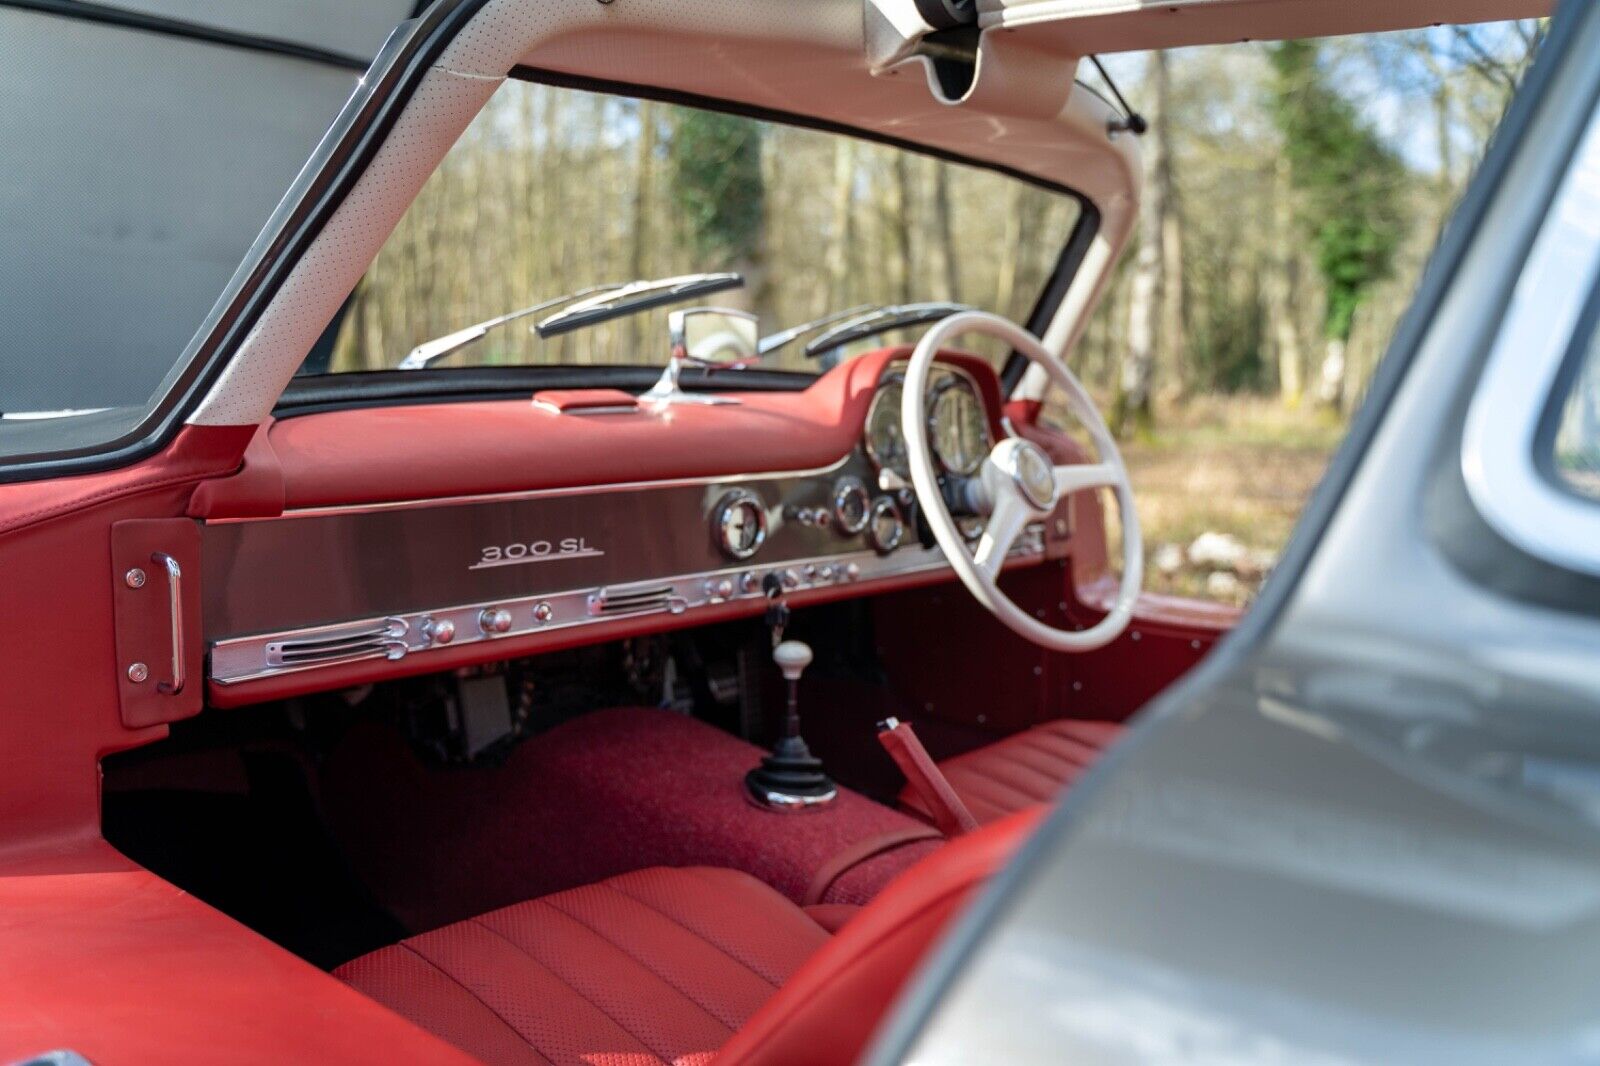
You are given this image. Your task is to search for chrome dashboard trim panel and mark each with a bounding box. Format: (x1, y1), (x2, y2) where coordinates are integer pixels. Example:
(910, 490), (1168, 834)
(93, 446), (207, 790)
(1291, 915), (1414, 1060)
(202, 461), (880, 638)
(207, 456), (852, 522)
(211, 530), (1044, 685)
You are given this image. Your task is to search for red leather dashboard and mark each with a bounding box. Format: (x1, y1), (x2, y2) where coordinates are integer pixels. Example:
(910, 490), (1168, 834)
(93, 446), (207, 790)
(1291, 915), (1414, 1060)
(192, 347), (1005, 518)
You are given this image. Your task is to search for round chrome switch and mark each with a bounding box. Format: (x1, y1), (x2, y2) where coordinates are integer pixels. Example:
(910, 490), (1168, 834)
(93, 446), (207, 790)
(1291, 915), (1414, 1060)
(865, 497), (905, 554)
(479, 607), (513, 634)
(832, 476), (871, 535)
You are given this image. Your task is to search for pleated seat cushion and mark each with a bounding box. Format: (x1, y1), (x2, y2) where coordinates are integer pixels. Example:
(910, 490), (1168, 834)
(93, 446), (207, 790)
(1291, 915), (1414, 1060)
(900, 718), (1125, 826)
(335, 866), (830, 1066)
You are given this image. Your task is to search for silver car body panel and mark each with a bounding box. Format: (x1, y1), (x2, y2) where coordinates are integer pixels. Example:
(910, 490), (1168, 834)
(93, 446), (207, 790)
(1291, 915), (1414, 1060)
(878, 3), (1600, 1062)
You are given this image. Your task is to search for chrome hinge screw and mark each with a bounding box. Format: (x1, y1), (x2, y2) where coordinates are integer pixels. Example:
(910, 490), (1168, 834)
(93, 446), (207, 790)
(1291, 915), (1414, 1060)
(124, 568), (147, 589)
(127, 662), (149, 683)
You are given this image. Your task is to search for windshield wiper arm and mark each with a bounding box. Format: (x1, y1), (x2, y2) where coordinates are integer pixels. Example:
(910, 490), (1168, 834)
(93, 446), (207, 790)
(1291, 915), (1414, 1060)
(802, 302), (974, 358)
(756, 305), (876, 356)
(535, 273), (743, 338)
(398, 282), (629, 370)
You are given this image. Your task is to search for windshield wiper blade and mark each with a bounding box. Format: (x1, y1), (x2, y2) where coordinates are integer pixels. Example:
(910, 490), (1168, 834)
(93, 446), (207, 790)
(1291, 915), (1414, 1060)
(756, 305), (876, 356)
(398, 282), (629, 370)
(802, 302), (974, 358)
(535, 273), (744, 338)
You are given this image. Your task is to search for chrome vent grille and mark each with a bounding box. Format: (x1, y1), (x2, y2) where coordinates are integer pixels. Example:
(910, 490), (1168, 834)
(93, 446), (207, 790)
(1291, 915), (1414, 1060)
(587, 584), (683, 618)
(264, 618), (408, 668)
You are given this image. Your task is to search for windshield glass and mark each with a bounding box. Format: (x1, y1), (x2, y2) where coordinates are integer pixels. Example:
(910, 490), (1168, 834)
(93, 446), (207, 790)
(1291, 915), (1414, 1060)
(309, 81), (1083, 377)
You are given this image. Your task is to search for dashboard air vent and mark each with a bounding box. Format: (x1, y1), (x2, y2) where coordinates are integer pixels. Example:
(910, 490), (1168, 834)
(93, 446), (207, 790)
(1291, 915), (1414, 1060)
(586, 584), (684, 618)
(265, 618), (408, 668)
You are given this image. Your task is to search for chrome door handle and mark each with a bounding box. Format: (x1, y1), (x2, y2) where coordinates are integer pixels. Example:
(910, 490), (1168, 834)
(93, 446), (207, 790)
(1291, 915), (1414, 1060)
(151, 552), (185, 695)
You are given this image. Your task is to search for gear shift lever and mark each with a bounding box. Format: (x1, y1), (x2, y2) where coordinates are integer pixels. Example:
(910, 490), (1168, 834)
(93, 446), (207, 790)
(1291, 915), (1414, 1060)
(745, 639), (838, 811)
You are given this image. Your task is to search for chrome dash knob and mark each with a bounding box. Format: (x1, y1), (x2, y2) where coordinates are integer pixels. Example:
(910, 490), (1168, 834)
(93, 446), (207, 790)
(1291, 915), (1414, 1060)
(479, 607), (513, 634)
(422, 617), (456, 645)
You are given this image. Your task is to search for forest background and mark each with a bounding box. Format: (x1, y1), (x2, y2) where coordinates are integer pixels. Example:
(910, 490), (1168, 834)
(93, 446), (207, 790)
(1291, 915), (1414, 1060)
(331, 22), (1548, 603)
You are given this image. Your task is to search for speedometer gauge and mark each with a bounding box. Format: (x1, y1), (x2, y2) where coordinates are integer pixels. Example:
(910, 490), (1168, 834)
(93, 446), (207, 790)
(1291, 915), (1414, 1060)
(864, 380), (909, 477)
(931, 379), (991, 475)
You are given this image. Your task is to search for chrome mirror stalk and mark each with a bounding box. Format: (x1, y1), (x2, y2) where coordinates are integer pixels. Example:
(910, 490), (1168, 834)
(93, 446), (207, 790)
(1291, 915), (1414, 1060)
(643, 306), (760, 407)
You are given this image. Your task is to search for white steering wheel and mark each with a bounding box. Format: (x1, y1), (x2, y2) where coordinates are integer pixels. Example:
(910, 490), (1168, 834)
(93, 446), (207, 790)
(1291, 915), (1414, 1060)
(903, 311), (1142, 652)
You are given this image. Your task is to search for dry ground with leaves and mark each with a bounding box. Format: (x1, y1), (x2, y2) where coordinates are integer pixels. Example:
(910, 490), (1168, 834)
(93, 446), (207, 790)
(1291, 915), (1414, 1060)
(1102, 395), (1345, 605)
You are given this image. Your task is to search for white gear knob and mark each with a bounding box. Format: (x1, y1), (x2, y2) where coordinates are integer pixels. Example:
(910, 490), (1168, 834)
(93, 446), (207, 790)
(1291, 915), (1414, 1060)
(773, 639), (813, 682)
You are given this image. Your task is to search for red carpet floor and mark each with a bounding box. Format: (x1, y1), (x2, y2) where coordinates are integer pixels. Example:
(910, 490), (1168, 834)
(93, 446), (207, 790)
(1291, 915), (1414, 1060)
(320, 706), (941, 933)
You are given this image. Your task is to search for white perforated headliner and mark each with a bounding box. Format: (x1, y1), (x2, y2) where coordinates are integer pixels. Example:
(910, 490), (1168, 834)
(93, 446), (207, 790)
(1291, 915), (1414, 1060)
(190, 0), (1138, 427)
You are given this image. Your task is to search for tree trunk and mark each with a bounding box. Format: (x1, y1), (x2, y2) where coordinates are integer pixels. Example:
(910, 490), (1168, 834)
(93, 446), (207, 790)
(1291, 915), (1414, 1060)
(627, 101), (657, 352)
(825, 139), (856, 309)
(1153, 55), (1184, 393)
(993, 184), (1025, 315)
(1115, 50), (1171, 437)
(1266, 154), (1304, 405)
(888, 153), (914, 303)
(928, 161), (961, 301)
(1316, 335), (1347, 408)
(1160, 206), (1185, 392)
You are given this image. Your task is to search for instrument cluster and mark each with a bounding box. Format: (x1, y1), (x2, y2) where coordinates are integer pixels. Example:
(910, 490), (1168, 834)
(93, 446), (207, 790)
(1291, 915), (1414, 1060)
(863, 364), (993, 482)
(708, 363), (999, 565)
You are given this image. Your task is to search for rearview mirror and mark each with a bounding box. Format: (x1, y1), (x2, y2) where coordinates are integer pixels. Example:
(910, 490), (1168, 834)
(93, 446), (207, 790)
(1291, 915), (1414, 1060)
(671, 307), (759, 367)
(645, 307), (760, 406)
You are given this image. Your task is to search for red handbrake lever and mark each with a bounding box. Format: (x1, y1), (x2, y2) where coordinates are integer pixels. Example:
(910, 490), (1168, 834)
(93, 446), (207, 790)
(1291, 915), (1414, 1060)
(877, 717), (979, 837)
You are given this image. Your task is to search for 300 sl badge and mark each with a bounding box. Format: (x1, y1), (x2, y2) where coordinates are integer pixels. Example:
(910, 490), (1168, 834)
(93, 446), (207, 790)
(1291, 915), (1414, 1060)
(471, 537), (605, 570)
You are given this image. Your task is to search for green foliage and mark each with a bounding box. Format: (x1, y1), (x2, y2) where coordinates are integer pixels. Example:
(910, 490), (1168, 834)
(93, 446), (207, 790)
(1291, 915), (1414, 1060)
(1190, 270), (1269, 393)
(1270, 40), (1408, 341)
(667, 110), (766, 265)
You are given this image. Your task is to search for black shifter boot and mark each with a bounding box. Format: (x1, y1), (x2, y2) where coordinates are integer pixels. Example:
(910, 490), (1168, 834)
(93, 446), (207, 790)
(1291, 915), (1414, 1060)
(745, 640), (838, 811)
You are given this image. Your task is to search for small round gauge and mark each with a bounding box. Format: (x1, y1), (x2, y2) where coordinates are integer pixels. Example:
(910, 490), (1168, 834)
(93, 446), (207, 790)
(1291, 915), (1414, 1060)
(930, 378), (992, 475)
(711, 489), (768, 560)
(865, 496), (905, 554)
(864, 379), (910, 478)
(832, 476), (871, 535)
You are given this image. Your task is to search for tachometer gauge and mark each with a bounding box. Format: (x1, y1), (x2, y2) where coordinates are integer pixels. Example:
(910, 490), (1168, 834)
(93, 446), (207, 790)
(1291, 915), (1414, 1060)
(864, 380), (910, 477)
(930, 379), (991, 475)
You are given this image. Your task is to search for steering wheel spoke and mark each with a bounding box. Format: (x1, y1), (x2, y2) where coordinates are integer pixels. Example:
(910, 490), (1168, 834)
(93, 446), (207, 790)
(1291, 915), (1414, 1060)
(1054, 461), (1119, 498)
(972, 490), (1030, 580)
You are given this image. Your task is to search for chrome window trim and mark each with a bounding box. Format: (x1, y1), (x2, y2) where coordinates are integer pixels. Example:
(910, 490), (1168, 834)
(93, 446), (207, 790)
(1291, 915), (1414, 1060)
(1463, 103), (1600, 577)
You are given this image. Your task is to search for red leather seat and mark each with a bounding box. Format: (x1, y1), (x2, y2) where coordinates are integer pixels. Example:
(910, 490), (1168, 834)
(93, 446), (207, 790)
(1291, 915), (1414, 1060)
(901, 719), (1125, 827)
(336, 808), (1041, 1065)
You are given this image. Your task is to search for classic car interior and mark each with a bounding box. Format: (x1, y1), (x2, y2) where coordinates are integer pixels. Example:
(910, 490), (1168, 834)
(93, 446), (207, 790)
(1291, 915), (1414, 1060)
(0, 0), (1542, 1062)
(96, 300), (1230, 1061)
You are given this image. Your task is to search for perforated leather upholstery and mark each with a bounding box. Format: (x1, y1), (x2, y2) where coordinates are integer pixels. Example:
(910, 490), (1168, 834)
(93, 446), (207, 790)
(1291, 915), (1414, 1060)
(336, 867), (829, 1066)
(901, 719), (1125, 826)
(337, 810), (1043, 1065)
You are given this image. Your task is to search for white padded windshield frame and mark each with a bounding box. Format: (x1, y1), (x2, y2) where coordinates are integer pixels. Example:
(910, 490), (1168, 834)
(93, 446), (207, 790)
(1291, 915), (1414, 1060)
(189, 0), (1138, 426)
